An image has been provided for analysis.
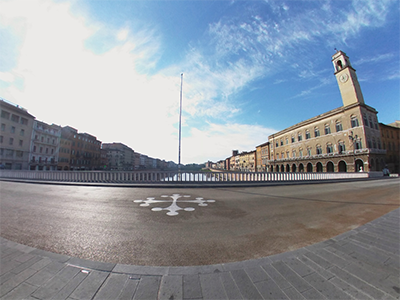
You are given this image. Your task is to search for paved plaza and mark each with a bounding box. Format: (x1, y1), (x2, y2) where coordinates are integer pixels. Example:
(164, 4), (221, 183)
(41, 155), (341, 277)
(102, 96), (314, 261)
(0, 179), (399, 299)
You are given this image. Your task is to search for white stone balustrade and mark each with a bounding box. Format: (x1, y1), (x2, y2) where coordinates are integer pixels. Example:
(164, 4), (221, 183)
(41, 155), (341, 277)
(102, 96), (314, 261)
(0, 170), (373, 184)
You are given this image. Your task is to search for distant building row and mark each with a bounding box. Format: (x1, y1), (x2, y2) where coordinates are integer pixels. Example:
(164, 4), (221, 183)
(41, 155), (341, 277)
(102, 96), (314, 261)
(208, 51), (400, 174)
(0, 99), (176, 171)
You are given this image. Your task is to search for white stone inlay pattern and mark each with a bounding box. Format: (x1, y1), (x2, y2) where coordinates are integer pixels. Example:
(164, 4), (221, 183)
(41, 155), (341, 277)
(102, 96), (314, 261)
(134, 194), (215, 216)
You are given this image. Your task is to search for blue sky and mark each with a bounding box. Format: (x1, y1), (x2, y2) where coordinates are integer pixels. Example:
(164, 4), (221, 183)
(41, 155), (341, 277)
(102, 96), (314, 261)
(0, 0), (399, 164)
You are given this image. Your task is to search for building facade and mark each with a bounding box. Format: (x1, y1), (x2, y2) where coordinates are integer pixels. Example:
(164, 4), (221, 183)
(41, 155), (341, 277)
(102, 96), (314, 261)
(58, 134), (72, 170)
(256, 142), (269, 172)
(380, 121), (400, 174)
(29, 121), (61, 171)
(211, 51), (396, 174)
(103, 142), (135, 170)
(265, 51), (385, 173)
(0, 99), (35, 170)
(62, 126), (102, 170)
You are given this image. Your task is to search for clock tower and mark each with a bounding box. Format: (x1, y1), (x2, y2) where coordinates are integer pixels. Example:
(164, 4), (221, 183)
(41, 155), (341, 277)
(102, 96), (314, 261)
(332, 50), (365, 107)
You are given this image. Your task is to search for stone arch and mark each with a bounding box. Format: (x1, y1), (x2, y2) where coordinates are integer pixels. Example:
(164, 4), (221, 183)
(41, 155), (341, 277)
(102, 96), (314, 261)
(337, 59), (343, 69)
(355, 159), (364, 172)
(286, 164), (290, 172)
(338, 160), (347, 172)
(270, 165), (274, 172)
(280, 165), (285, 172)
(326, 161), (334, 172)
(307, 163), (313, 173)
(292, 164), (297, 172)
(316, 162), (323, 172)
(299, 163), (304, 173)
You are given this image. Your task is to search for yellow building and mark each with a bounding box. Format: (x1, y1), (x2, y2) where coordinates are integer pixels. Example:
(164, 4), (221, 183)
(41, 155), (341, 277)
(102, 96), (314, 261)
(0, 99), (35, 170)
(379, 121), (400, 174)
(266, 50), (385, 173)
(256, 142), (269, 172)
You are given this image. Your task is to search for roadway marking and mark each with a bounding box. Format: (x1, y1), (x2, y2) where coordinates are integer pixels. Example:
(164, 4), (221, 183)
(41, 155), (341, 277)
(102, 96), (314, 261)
(134, 194), (215, 216)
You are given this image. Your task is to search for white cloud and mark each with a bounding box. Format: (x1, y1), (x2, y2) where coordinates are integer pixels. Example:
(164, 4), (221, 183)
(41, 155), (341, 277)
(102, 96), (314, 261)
(0, 0), (396, 164)
(354, 52), (396, 65)
(116, 28), (129, 41)
(0, 0), (180, 162)
(182, 122), (276, 163)
(0, 72), (14, 83)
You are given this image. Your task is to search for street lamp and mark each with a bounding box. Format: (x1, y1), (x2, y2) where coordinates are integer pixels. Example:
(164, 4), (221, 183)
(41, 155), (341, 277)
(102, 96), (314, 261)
(348, 131), (358, 172)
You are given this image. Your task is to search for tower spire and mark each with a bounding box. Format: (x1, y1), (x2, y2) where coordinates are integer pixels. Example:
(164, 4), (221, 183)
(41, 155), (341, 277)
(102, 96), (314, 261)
(332, 51), (365, 107)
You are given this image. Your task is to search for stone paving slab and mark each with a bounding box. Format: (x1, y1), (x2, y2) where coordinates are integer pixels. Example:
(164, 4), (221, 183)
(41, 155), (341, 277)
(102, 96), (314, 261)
(0, 208), (399, 300)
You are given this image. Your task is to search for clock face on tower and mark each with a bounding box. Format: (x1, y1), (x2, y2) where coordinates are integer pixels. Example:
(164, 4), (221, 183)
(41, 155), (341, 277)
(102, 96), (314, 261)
(339, 73), (349, 83)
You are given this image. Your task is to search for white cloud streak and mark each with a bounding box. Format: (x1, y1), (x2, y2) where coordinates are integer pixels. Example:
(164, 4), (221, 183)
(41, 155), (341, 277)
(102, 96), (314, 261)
(0, 0), (396, 163)
(184, 122), (276, 163)
(0, 0), (179, 161)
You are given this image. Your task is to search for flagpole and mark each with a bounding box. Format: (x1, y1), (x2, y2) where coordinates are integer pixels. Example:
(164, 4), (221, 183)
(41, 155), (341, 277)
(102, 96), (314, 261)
(178, 73), (183, 173)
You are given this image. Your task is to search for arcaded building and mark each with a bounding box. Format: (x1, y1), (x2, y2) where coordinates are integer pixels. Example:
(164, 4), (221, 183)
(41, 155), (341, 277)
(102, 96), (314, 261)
(266, 51), (385, 173)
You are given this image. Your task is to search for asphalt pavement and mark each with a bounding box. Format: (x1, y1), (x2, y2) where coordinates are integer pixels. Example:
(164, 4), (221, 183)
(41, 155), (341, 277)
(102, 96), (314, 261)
(0, 178), (399, 299)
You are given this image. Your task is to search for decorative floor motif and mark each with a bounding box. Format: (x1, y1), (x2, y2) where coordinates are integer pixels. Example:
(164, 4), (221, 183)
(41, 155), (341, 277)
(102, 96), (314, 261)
(134, 194), (215, 216)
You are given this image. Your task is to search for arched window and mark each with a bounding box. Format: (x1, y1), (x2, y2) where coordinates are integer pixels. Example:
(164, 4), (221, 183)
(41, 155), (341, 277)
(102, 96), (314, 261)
(363, 114), (368, 126)
(306, 130), (311, 139)
(314, 127), (320, 137)
(336, 121), (343, 132)
(307, 147), (312, 156)
(351, 115), (359, 128)
(324, 124), (331, 135)
(355, 139), (362, 150)
(326, 162), (334, 172)
(316, 162), (323, 172)
(316, 145), (322, 155)
(338, 141), (346, 154)
(338, 161), (347, 172)
(298, 132), (303, 141)
(326, 143), (333, 154)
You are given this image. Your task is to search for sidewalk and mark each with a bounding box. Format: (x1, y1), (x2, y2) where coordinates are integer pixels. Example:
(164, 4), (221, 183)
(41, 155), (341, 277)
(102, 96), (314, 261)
(1, 208), (399, 300)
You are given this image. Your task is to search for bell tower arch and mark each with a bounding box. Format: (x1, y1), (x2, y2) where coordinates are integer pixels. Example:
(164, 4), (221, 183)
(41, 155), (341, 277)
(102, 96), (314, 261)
(332, 50), (365, 107)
